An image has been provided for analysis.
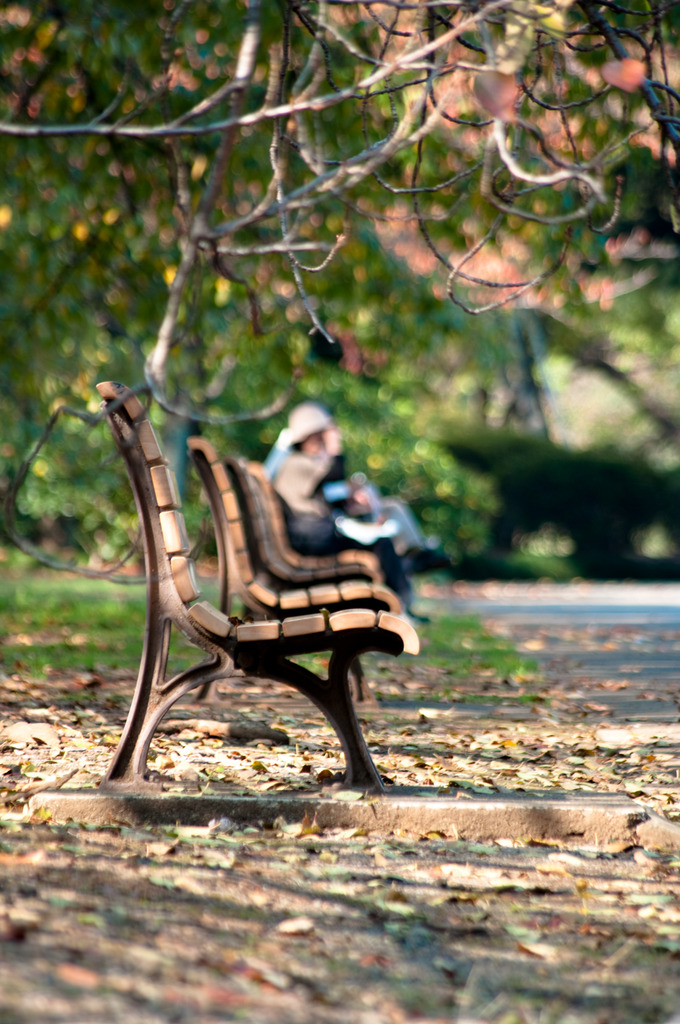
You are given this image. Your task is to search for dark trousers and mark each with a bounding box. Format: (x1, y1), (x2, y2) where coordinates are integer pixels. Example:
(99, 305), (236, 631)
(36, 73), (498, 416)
(286, 514), (412, 607)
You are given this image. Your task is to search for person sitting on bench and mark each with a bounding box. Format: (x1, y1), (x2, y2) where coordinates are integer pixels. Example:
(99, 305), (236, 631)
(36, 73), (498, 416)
(272, 401), (440, 616)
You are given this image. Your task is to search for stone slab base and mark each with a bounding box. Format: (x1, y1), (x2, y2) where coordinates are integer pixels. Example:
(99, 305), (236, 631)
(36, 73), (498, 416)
(28, 786), (680, 850)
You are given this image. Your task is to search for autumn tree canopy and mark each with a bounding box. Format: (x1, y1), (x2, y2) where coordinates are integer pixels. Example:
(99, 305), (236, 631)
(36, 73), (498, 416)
(2, 0), (679, 417)
(2, 1), (680, 571)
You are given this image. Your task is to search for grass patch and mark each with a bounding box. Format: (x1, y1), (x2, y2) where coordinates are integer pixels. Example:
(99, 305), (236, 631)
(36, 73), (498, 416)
(0, 567), (221, 680)
(0, 569), (534, 694)
(422, 613), (537, 684)
(0, 571), (147, 679)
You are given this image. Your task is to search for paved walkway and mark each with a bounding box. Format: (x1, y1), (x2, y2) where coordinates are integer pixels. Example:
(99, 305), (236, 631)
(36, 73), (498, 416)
(423, 578), (680, 736)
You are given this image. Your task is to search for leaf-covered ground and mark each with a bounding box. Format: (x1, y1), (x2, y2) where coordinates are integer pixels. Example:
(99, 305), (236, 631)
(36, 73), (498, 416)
(2, 578), (680, 1023)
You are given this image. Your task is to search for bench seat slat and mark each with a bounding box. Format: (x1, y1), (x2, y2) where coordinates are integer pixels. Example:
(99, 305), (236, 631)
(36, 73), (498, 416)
(329, 609), (377, 632)
(248, 581), (279, 607)
(279, 589), (311, 610)
(235, 551), (254, 583)
(160, 510), (190, 554)
(229, 519), (247, 552)
(337, 549), (379, 570)
(337, 580), (373, 601)
(371, 583), (402, 613)
(236, 621), (281, 641)
(96, 380), (145, 420)
(188, 600), (232, 637)
(211, 462), (230, 493)
(377, 610), (420, 655)
(221, 490), (240, 521)
(281, 613), (326, 637)
(171, 555), (201, 603)
(308, 583), (341, 605)
(187, 436), (219, 461)
(151, 465), (180, 509)
(137, 421), (164, 463)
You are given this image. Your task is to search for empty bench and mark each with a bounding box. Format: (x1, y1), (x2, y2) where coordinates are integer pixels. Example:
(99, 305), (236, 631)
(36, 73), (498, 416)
(96, 381), (418, 793)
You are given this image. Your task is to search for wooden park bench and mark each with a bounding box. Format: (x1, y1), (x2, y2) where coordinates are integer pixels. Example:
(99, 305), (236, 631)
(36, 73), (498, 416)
(188, 438), (404, 703)
(96, 381), (418, 794)
(187, 437), (402, 621)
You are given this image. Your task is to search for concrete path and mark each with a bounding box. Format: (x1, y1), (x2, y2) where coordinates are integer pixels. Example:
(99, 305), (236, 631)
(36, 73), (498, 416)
(428, 579), (680, 626)
(423, 579), (680, 702)
(423, 579), (680, 845)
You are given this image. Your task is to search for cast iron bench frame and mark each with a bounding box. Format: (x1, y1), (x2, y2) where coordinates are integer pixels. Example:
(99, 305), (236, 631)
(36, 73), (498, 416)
(96, 381), (418, 794)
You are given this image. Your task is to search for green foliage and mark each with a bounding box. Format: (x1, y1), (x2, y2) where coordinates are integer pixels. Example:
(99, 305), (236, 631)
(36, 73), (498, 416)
(442, 426), (674, 558)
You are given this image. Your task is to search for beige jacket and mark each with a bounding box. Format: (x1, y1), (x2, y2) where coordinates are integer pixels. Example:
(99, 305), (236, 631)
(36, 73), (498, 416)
(274, 451), (334, 518)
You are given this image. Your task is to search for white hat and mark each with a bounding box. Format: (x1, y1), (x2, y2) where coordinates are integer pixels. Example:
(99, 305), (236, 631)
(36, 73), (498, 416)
(287, 401), (335, 445)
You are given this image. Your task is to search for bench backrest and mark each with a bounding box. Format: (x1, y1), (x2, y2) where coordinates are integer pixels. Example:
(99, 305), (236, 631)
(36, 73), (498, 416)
(96, 382), (233, 639)
(243, 459), (382, 581)
(187, 437), (402, 617)
(188, 436), (284, 614)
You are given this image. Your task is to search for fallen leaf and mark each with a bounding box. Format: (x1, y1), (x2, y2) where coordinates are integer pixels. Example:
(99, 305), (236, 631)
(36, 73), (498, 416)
(0, 848), (46, 866)
(535, 863), (569, 876)
(0, 909), (42, 941)
(604, 840), (634, 854)
(276, 915), (315, 936)
(516, 940), (561, 961)
(359, 953), (391, 967)
(146, 841), (177, 858)
(278, 812), (321, 838)
(522, 639), (545, 651)
(1, 722), (60, 747)
(55, 963), (101, 989)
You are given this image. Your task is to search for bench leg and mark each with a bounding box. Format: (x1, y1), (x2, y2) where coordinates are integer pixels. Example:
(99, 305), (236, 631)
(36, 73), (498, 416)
(100, 616), (228, 789)
(195, 680), (221, 703)
(239, 639), (387, 793)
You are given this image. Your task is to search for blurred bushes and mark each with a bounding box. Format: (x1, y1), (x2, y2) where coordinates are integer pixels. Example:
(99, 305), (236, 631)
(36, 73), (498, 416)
(11, 375), (680, 582)
(441, 426), (680, 578)
(3, 382), (500, 571)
